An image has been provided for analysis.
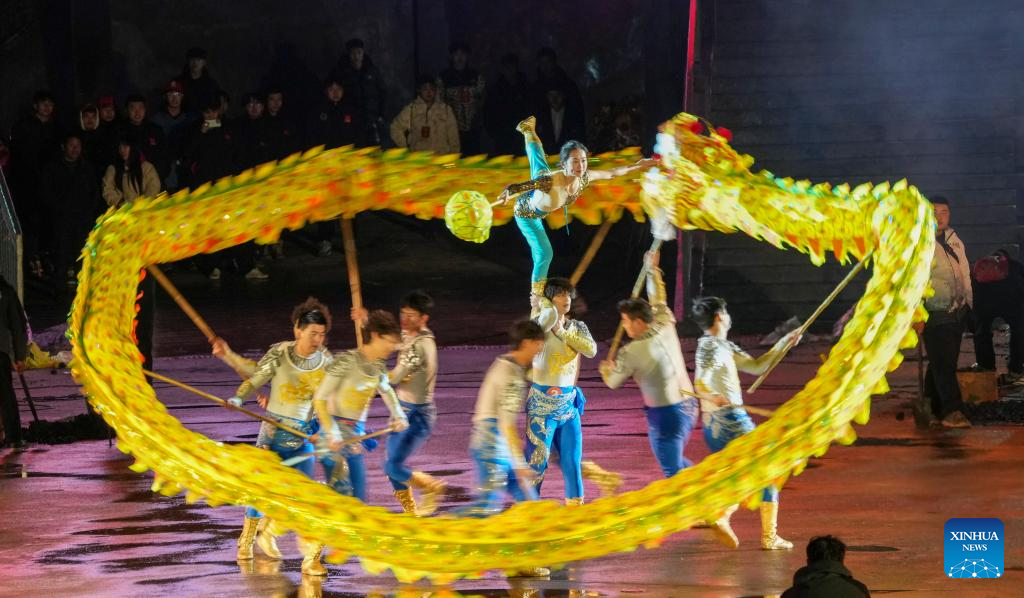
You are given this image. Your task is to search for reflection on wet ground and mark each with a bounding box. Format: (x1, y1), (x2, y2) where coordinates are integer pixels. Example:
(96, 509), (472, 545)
(3, 343), (1022, 596)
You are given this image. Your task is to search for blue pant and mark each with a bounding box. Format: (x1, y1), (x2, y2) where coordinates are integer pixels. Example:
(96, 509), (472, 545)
(515, 138), (554, 282)
(458, 419), (535, 517)
(525, 385), (584, 499)
(703, 407), (778, 503)
(384, 401), (436, 491)
(320, 418), (370, 501)
(645, 400), (698, 478)
(245, 416), (317, 518)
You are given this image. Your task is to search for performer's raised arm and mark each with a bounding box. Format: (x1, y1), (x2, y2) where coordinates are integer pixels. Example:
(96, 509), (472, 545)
(212, 337), (257, 378)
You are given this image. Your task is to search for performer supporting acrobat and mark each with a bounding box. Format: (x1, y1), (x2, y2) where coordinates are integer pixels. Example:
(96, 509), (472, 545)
(525, 277), (622, 503)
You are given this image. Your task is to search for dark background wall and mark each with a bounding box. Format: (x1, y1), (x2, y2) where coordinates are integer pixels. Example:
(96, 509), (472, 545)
(3, 0), (1020, 333)
(702, 0), (1024, 330)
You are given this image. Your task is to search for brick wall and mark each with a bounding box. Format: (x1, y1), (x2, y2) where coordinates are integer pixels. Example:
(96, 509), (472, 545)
(704, 0), (1023, 331)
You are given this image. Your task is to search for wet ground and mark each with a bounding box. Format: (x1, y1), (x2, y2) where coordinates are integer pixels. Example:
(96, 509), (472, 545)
(5, 215), (1023, 596)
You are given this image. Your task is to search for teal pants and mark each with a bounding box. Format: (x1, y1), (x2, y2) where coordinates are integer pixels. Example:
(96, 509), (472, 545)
(515, 139), (553, 283)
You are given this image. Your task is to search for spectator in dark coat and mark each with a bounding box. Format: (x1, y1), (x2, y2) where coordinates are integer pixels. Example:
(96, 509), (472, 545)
(76, 103), (104, 177)
(184, 100), (238, 189)
(179, 47), (220, 113)
(533, 47), (583, 121)
(972, 248), (1024, 382)
(9, 90), (63, 267)
(0, 274), (28, 448)
(782, 535), (870, 598)
(307, 78), (359, 151)
(235, 92), (272, 169)
(119, 94), (169, 181)
(94, 95), (120, 175)
(185, 100), (265, 281)
(437, 42), (486, 155)
(484, 53), (532, 156)
(329, 38), (385, 147)
(38, 133), (103, 292)
(264, 88), (299, 160)
(536, 88), (585, 149)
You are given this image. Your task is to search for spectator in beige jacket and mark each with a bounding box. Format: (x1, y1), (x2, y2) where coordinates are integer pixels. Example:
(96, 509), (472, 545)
(102, 137), (161, 208)
(100, 136), (162, 377)
(390, 75), (460, 155)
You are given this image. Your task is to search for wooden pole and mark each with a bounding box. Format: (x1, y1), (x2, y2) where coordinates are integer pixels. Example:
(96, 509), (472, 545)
(147, 265), (216, 342)
(143, 368), (313, 440)
(747, 252), (873, 393)
(16, 372), (39, 422)
(340, 217), (364, 348)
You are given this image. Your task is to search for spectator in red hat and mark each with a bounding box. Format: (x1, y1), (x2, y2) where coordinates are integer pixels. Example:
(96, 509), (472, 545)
(151, 79), (197, 192)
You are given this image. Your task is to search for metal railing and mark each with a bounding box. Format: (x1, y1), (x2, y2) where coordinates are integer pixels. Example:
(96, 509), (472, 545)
(0, 167), (23, 301)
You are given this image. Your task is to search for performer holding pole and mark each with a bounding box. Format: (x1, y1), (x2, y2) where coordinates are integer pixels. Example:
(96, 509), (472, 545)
(352, 291), (446, 516)
(210, 298), (334, 572)
(690, 296), (799, 550)
(599, 250), (698, 480)
(497, 116), (656, 293)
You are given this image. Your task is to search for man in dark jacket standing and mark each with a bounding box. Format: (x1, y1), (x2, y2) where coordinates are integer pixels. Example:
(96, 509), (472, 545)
(120, 94), (169, 182)
(0, 275), (28, 448)
(782, 535), (870, 598)
(38, 133), (103, 294)
(306, 78), (358, 151)
(330, 38), (385, 147)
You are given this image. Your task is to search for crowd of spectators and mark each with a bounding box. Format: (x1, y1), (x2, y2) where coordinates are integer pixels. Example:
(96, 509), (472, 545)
(2, 40), (639, 294)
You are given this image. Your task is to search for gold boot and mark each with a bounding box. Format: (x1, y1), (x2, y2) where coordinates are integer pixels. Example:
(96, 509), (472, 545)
(516, 116), (540, 144)
(298, 537), (328, 576)
(236, 516), (260, 560)
(254, 517), (283, 559)
(565, 497), (584, 506)
(707, 505), (739, 549)
(531, 279), (547, 300)
(581, 460), (624, 496)
(394, 488), (418, 515)
(408, 471), (447, 516)
(509, 566), (551, 577)
(759, 502), (793, 550)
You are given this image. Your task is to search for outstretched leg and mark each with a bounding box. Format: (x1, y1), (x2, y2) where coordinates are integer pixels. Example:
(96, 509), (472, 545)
(514, 116), (555, 283)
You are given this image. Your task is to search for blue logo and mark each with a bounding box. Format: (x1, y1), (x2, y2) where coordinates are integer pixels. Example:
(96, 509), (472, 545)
(944, 518), (1003, 579)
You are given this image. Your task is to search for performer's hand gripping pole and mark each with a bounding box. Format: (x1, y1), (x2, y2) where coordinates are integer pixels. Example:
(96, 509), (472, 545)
(607, 238), (664, 362)
(747, 251), (874, 393)
(142, 368), (393, 447)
